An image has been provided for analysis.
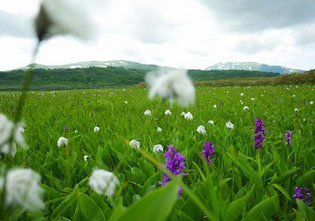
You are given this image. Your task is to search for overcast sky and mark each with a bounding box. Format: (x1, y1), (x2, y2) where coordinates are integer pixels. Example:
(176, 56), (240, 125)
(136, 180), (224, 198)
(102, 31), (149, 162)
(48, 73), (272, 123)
(1, 0), (315, 71)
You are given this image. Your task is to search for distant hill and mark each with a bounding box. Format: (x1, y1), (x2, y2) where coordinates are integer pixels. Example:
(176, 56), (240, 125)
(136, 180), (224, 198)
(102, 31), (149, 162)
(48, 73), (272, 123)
(0, 66), (279, 90)
(206, 62), (304, 74)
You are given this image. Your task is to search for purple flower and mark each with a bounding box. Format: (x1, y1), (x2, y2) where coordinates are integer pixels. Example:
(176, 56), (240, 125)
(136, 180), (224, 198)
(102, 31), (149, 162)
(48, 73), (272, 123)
(293, 187), (312, 205)
(202, 141), (214, 165)
(254, 117), (266, 150)
(159, 146), (186, 196)
(64, 125), (68, 132)
(285, 130), (292, 146)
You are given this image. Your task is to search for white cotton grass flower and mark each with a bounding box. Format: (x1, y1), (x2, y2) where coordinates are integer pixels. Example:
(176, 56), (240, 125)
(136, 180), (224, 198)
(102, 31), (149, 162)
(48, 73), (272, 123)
(124, 101), (128, 104)
(94, 126), (100, 132)
(145, 69), (195, 106)
(240, 93), (244, 96)
(84, 155), (90, 162)
(181, 112), (186, 116)
(243, 106), (249, 111)
(144, 110), (152, 116)
(157, 127), (162, 133)
(208, 120), (214, 125)
(57, 137), (68, 147)
(240, 100), (243, 105)
(226, 122), (234, 130)
(165, 109), (172, 116)
(74, 130), (78, 133)
(153, 144), (164, 153)
(129, 140), (141, 149)
(310, 101), (314, 105)
(197, 125), (206, 135)
(0, 143), (17, 157)
(88, 169), (119, 198)
(294, 108), (299, 112)
(2, 168), (44, 211)
(184, 112), (193, 120)
(251, 98), (255, 101)
(35, 0), (95, 41)
(0, 113), (14, 146)
(213, 104), (217, 109)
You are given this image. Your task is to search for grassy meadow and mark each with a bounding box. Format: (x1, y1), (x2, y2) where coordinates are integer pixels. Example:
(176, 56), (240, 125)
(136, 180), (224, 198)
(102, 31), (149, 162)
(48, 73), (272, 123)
(0, 85), (314, 220)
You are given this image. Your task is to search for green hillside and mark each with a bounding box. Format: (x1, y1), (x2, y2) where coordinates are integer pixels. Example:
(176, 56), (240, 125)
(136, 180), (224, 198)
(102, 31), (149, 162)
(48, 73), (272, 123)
(0, 66), (279, 90)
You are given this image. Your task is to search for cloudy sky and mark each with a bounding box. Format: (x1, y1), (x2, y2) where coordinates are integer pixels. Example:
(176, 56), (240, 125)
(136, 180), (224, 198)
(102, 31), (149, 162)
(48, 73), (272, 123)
(1, 0), (315, 71)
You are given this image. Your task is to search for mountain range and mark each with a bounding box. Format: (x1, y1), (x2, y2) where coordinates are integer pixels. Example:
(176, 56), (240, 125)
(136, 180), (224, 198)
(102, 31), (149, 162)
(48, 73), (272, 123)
(22, 60), (304, 75)
(206, 62), (304, 74)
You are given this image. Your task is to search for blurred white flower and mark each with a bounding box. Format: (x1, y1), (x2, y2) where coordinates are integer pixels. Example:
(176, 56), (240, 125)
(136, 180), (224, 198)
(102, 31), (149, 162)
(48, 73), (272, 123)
(57, 137), (68, 147)
(208, 120), (214, 125)
(243, 106), (249, 111)
(213, 104), (217, 109)
(184, 112), (193, 120)
(145, 69), (195, 106)
(94, 126), (100, 132)
(144, 110), (152, 116)
(74, 130), (78, 133)
(251, 98), (255, 101)
(0, 113), (14, 146)
(124, 101), (128, 104)
(153, 144), (164, 153)
(157, 127), (162, 133)
(310, 101), (314, 105)
(292, 94), (296, 97)
(165, 109), (172, 116)
(84, 155), (90, 162)
(129, 140), (141, 149)
(294, 108), (299, 112)
(181, 112), (186, 116)
(197, 125), (206, 135)
(35, 0), (94, 41)
(240, 100), (243, 105)
(0, 143), (17, 157)
(226, 122), (234, 130)
(89, 169), (119, 198)
(286, 87), (289, 90)
(4, 168), (44, 211)
(303, 118), (306, 122)
(240, 93), (244, 96)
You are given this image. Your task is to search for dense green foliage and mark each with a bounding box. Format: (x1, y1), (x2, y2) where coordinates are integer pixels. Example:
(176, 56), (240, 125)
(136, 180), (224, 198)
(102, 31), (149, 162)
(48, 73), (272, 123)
(0, 67), (279, 90)
(0, 85), (314, 220)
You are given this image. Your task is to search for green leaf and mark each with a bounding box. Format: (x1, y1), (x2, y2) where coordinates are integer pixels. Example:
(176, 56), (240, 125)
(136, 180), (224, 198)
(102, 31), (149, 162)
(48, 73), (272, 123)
(52, 190), (78, 218)
(297, 170), (315, 186)
(109, 198), (125, 221)
(271, 167), (298, 184)
(272, 184), (292, 201)
(296, 199), (315, 221)
(225, 186), (254, 221)
(115, 180), (180, 221)
(73, 193), (105, 221)
(245, 195), (279, 221)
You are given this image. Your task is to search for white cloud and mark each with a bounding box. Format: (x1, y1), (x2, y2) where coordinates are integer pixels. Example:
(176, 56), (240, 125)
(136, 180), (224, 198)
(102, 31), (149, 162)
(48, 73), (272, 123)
(0, 0), (314, 71)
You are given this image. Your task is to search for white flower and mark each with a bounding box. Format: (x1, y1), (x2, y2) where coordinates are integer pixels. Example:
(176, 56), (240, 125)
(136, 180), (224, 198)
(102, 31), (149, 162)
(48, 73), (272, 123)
(303, 118), (306, 122)
(213, 104), (217, 109)
(35, 0), (94, 41)
(3, 168), (44, 211)
(0, 143), (17, 157)
(310, 101), (314, 105)
(129, 140), (141, 149)
(74, 130), (78, 133)
(157, 127), (162, 132)
(0, 113), (14, 146)
(294, 108), (299, 112)
(165, 109), (172, 116)
(197, 125), (206, 135)
(144, 110), (152, 116)
(124, 101), (128, 104)
(286, 87), (289, 90)
(240, 100), (243, 105)
(243, 106), (249, 111)
(226, 122), (234, 130)
(89, 169), (119, 198)
(94, 126), (100, 132)
(292, 94), (296, 97)
(57, 137), (68, 147)
(181, 112), (186, 116)
(145, 69), (195, 106)
(184, 112), (193, 120)
(153, 144), (164, 153)
(84, 155), (90, 162)
(208, 120), (214, 125)
(251, 98), (255, 101)
(240, 93), (244, 96)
